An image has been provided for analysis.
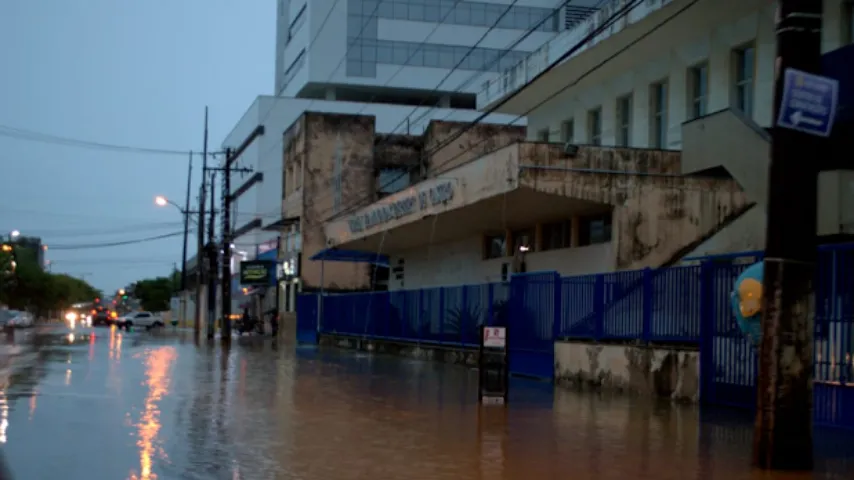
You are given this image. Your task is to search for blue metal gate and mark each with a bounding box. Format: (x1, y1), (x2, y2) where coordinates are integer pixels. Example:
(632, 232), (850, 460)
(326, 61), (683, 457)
(296, 293), (319, 344)
(507, 271), (560, 380)
(699, 261), (758, 409)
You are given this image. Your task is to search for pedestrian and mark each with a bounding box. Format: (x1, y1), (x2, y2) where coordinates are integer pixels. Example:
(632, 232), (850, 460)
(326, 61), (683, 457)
(269, 308), (279, 337)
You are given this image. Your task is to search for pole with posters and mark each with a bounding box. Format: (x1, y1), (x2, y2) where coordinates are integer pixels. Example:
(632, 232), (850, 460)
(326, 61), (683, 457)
(478, 325), (509, 405)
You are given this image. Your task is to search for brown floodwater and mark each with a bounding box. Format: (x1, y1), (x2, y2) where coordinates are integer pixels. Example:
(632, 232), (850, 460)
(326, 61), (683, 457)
(1, 328), (852, 479)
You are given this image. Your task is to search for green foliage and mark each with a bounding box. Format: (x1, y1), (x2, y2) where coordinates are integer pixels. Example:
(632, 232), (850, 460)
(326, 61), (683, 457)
(0, 256), (100, 316)
(132, 269), (180, 312)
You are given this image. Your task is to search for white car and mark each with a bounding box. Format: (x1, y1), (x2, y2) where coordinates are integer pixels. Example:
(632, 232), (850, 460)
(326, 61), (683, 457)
(118, 311), (164, 330)
(0, 310), (33, 328)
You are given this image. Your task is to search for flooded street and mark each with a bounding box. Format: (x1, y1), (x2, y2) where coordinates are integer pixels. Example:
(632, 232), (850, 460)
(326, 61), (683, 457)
(0, 326), (851, 479)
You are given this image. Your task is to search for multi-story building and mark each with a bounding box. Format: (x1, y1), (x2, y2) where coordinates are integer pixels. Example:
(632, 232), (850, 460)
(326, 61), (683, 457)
(212, 0), (604, 314)
(319, 0), (854, 288)
(278, 111), (525, 310)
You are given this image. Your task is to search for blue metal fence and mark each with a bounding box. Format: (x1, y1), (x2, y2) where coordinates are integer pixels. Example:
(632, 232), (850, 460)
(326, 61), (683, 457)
(293, 244), (854, 428)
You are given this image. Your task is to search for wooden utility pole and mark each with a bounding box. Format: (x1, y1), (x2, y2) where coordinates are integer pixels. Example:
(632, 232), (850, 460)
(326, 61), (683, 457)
(753, 0), (824, 471)
(195, 107), (209, 339)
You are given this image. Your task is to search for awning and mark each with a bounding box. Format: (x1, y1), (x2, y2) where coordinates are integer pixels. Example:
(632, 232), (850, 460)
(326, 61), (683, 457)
(310, 248), (390, 267)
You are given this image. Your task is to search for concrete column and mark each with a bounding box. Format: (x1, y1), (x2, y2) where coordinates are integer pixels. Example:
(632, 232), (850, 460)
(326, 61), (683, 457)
(504, 229), (513, 256)
(325, 87), (336, 100)
(534, 223), (543, 252)
(570, 216), (581, 247)
(439, 95), (451, 108)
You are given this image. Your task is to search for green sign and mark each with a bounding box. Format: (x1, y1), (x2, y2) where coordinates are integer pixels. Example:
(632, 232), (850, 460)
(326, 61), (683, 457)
(240, 260), (274, 286)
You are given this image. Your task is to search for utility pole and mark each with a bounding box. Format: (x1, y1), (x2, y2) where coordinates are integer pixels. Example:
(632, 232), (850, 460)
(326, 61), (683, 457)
(753, 0), (824, 471)
(180, 151), (193, 327)
(195, 107), (209, 339)
(221, 148), (233, 340)
(206, 171), (217, 340)
(218, 125), (264, 341)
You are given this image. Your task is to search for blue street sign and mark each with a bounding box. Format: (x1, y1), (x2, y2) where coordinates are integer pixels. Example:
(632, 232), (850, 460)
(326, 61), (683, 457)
(777, 68), (839, 137)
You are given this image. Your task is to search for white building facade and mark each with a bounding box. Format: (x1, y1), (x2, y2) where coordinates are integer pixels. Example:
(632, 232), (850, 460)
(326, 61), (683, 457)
(227, 0), (604, 251)
(321, 0), (854, 290)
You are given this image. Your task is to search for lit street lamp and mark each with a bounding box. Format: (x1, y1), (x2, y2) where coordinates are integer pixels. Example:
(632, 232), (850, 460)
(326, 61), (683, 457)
(9, 231), (19, 239)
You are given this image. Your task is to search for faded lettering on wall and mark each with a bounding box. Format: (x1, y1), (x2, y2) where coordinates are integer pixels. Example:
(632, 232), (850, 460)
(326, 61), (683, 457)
(348, 181), (455, 233)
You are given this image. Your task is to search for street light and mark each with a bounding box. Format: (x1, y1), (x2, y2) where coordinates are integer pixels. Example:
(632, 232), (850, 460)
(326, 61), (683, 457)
(9, 231), (19, 239)
(154, 195), (182, 211)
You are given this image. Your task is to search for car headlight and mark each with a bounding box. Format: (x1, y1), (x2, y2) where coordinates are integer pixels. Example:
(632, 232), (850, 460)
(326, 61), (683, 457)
(65, 312), (78, 322)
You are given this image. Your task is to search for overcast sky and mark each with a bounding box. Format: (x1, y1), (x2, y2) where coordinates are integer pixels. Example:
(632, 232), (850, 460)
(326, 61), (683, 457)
(0, 0), (273, 293)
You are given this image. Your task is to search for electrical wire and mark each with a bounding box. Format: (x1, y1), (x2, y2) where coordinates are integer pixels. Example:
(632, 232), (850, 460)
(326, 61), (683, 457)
(14, 222), (187, 239)
(322, 0), (690, 222)
(271, 0), (580, 213)
(0, 124), (221, 157)
(47, 231), (186, 250)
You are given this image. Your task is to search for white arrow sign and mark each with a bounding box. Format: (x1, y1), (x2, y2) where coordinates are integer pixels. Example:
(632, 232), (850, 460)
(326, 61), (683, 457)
(789, 110), (822, 127)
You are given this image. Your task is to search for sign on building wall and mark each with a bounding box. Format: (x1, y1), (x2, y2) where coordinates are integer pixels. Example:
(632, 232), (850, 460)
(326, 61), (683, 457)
(240, 260), (276, 286)
(347, 180), (455, 234)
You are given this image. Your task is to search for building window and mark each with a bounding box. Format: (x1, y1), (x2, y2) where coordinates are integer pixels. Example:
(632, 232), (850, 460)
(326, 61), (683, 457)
(288, 4), (307, 39)
(579, 214), (612, 246)
(616, 94), (632, 147)
(511, 228), (534, 253)
(484, 234), (507, 259)
(688, 63), (708, 119)
(561, 119), (574, 143)
(541, 221), (571, 251)
(650, 80), (668, 148)
(377, 168), (411, 196)
(734, 45), (755, 117)
(536, 128), (549, 141)
(587, 107), (602, 146)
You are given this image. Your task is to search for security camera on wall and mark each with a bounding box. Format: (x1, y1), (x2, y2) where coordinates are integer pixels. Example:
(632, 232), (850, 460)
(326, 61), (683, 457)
(563, 142), (579, 157)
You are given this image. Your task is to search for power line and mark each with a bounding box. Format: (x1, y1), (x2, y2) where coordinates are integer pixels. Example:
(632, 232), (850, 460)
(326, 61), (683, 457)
(47, 231), (186, 250)
(324, 0), (675, 222)
(12, 222), (188, 238)
(0, 124), (222, 157)
(266, 0), (561, 212)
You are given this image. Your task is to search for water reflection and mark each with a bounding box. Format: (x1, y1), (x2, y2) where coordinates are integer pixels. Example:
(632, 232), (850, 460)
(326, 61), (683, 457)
(131, 346), (176, 480)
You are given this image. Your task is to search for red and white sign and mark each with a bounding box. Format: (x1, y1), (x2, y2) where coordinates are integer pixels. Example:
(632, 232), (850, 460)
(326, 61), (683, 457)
(482, 327), (506, 348)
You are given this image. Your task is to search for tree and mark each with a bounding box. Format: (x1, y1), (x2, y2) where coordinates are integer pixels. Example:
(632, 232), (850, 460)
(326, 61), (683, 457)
(132, 277), (174, 312)
(0, 243), (99, 315)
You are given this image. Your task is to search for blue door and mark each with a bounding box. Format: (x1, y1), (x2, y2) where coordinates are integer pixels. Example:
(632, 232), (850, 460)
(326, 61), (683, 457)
(296, 293), (319, 344)
(507, 272), (559, 380)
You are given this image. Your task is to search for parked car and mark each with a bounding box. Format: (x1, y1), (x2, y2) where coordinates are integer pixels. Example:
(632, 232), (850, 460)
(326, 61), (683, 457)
(0, 310), (33, 328)
(118, 311), (164, 331)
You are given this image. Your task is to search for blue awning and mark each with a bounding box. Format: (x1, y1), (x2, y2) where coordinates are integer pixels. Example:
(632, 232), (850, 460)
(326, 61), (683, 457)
(310, 248), (389, 267)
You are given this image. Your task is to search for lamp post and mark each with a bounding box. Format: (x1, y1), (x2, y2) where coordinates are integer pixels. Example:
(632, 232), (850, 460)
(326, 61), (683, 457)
(155, 195), (194, 327)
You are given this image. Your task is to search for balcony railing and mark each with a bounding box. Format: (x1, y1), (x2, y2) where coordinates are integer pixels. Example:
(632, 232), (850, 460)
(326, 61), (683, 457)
(477, 0), (674, 109)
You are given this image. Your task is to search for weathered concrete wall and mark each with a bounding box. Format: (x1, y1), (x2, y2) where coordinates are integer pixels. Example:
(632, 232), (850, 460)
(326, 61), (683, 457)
(424, 120), (525, 175)
(374, 133), (423, 171)
(554, 341), (700, 402)
(319, 334), (479, 367)
(518, 143), (751, 270)
(294, 112), (377, 290)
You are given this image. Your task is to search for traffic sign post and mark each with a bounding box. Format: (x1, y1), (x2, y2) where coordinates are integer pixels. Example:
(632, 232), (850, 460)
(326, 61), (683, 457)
(478, 326), (508, 405)
(776, 68), (838, 137)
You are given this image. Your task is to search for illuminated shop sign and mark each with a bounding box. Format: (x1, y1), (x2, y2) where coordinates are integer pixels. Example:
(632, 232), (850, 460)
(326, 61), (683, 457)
(347, 181), (454, 234)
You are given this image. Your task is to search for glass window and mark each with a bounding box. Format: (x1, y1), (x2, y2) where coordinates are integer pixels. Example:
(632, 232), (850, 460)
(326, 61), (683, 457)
(484, 234), (507, 259)
(377, 43), (393, 63)
(455, 3), (471, 23)
(470, 3), (487, 26)
(537, 128), (549, 141)
(561, 119), (574, 143)
(512, 228), (535, 253)
(408, 3), (425, 21)
(423, 44), (439, 67)
(588, 108), (602, 146)
(616, 94), (632, 147)
(393, 2), (408, 19)
(392, 42), (409, 64)
(689, 63), (708, 119)
(377, 168), (410, 194)
(346, 59), (363, 76)
(650, 81), (668, 148)
(579, 214), (612, 246)
(542, 221), (571, 251)
(734, 45), (755, 117)
(424, 4), (440, 22)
